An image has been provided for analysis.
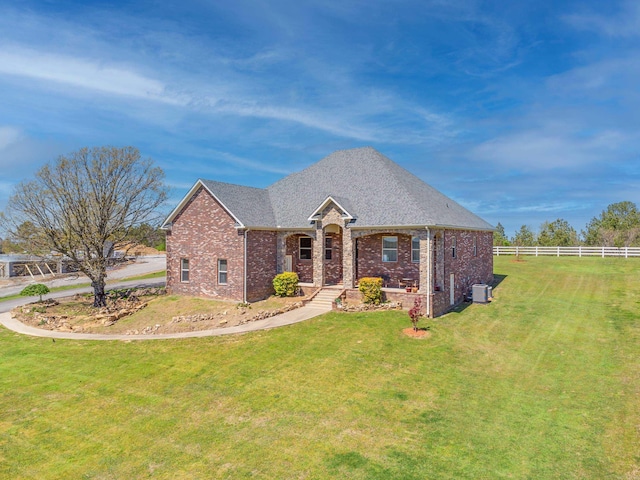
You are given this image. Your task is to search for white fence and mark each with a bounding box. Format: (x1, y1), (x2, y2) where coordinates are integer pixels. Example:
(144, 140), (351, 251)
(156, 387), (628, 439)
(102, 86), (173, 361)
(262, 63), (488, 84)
(493, 246), (640, 258)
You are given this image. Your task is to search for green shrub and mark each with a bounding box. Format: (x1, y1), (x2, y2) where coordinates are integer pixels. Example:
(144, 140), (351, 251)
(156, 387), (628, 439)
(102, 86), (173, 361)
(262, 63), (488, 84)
(358, 277), (383, 304)
(20, 283), (50, 302)
(273, 272), (299, 297)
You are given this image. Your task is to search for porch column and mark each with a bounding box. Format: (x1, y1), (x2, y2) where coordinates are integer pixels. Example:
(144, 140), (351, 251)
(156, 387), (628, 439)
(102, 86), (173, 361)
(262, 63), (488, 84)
(312, 222), (324, 287)
(342, 225), (354, 289)
(276, 232), (287, 274)
(418, 229), (430, 295)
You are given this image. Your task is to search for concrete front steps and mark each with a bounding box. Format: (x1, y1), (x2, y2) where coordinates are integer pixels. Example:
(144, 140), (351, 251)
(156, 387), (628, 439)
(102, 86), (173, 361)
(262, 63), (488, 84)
(306, 286), (344, 310)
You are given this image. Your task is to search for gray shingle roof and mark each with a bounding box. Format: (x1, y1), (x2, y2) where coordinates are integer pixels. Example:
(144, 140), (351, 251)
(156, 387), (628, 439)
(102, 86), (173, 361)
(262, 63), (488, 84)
(266, 147), (493, 230)
(199, 180), (276, 227)
(168, 147), (493, 231)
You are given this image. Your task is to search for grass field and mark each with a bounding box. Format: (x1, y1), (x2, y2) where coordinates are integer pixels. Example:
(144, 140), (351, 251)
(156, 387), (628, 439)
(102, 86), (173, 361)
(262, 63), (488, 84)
(0, 257), (638, 479)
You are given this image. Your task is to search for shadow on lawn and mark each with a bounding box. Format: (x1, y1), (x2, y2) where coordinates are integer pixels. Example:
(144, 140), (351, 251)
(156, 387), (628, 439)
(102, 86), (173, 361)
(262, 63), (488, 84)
(450, 273), (508, 315)
(492, 273), (507, 290)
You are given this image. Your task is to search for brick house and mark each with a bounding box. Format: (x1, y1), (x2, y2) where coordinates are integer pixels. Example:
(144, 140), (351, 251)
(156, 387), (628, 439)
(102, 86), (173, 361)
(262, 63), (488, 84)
(161, 147), (494, 317)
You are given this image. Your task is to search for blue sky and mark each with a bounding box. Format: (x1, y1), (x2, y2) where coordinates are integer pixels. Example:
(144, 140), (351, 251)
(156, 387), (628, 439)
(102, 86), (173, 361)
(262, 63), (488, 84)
(0, 0), (638, 238)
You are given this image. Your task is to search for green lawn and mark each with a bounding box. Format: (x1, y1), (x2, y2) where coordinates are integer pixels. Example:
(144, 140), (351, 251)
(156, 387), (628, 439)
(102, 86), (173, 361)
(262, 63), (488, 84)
(0, 257), (638, 479)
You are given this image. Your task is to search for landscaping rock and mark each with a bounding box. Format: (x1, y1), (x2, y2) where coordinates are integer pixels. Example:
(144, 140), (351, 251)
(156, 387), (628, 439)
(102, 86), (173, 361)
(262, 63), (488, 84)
(334, 301), (403, 312)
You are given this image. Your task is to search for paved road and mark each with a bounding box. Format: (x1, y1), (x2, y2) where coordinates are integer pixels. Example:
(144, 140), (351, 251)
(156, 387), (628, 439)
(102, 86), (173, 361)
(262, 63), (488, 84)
(0, 255), (166, 298)
(0, 278), (165, 314)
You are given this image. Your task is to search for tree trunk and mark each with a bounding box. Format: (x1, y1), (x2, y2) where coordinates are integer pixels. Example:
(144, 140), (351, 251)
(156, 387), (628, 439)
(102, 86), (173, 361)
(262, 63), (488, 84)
(92, 278), (107, 308)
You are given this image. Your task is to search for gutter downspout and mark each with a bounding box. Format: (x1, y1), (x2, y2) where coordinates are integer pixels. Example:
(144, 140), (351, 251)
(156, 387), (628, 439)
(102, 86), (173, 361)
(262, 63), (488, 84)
(243, 229), (250, 304)
(425, 226), (432, 318)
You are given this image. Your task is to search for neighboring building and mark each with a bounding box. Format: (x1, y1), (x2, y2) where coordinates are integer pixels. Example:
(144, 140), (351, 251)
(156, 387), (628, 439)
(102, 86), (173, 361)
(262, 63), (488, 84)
(161, 147), (494, 317)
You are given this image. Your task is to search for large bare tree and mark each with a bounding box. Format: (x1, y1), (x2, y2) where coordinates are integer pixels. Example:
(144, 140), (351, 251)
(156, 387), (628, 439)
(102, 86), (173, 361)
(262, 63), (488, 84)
(3, 146), (168, 307)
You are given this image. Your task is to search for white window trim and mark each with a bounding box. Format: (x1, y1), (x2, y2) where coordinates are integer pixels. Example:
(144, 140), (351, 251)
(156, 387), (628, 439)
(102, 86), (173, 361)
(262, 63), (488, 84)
(299, 236), (312, 260)
(452, 236), (457, 258)
(218, 259), (228, 285)
(382, 236), (398, 262)
(473, 237), (477, 257)
(180, 258), (189, 283)
(412, 236), (420, 263)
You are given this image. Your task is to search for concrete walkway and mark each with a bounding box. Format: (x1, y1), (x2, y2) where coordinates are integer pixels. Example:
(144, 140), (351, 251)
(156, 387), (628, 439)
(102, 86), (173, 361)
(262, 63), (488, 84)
(0, 284), (332, 340)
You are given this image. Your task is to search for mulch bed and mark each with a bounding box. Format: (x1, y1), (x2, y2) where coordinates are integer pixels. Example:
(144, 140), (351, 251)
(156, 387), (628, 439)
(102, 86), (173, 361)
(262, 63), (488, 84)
(402, 327), (431, 339)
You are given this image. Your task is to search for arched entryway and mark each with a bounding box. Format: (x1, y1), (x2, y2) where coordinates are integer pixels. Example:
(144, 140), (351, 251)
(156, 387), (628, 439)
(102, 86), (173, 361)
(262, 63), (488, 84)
(323, 224), (343, 285)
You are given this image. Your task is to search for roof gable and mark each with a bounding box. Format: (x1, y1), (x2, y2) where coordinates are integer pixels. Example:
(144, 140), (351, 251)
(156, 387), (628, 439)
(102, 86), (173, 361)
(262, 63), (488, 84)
(161, 179), (275, 229)
(307, 196), (354, 222)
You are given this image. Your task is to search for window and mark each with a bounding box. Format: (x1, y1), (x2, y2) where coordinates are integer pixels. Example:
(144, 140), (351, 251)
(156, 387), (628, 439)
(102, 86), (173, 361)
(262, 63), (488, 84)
(473, 236), (477, 257)
(218, 259), (228, 284)
(452, 236), (457, 258)
(325, 237), (332, 260)
(180, 258), (189, 282)
(412, 237), (420, 263)
(299, 237), (312, 260)
(382, 236), (398, 262)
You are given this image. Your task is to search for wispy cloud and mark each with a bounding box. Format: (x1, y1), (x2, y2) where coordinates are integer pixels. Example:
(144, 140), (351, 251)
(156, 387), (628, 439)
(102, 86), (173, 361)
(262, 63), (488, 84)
(564, 1), (640, 38)
(200, 149), (292, 176)
(0, 126), (21, 151)
(471, 129), (628, 171)
(0, 46), (185, 105)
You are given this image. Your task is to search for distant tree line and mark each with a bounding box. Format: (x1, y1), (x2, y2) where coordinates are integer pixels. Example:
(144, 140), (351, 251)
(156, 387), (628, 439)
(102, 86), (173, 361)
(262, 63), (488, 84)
(494, 201), (640, 248)
(0, 221), (165, 254)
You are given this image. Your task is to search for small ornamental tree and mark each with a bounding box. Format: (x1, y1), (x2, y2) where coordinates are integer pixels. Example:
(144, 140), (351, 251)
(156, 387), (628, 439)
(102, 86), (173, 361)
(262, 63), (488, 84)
(20, 283), (50, 302)
(358, 277), (383, 304)
(408, 297), (425, 331)
(273, 272), (299, 297)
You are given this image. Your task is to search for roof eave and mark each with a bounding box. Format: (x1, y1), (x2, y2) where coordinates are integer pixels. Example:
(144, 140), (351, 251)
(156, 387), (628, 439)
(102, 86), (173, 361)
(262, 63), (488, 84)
(430, 223), (495, 232)
(348, 223), (494, 232)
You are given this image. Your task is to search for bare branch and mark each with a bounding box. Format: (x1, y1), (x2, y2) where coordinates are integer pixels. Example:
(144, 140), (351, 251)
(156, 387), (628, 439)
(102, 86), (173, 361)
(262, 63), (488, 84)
(2, 146), (168, 307)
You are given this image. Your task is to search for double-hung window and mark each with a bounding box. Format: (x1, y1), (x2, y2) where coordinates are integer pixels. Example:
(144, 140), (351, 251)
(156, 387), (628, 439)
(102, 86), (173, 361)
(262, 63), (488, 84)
(325, 237), (333, 260)
(412, 237), (420, 263)
(382, 236), (398, 262)
(299, 237), (312, 260)
(180, 258), (189, 282)
(218, 259), (228, 284)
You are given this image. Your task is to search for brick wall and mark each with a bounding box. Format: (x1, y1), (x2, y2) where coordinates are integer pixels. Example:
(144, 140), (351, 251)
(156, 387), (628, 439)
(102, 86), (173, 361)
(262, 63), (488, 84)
(356, 233), (419, 287)
(246, 230), (277, 301)
(166, 187), (244, 301)
(431, 292), (449, 317)
(435, 229), (493, 315)
(286, 234), (314, 283)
